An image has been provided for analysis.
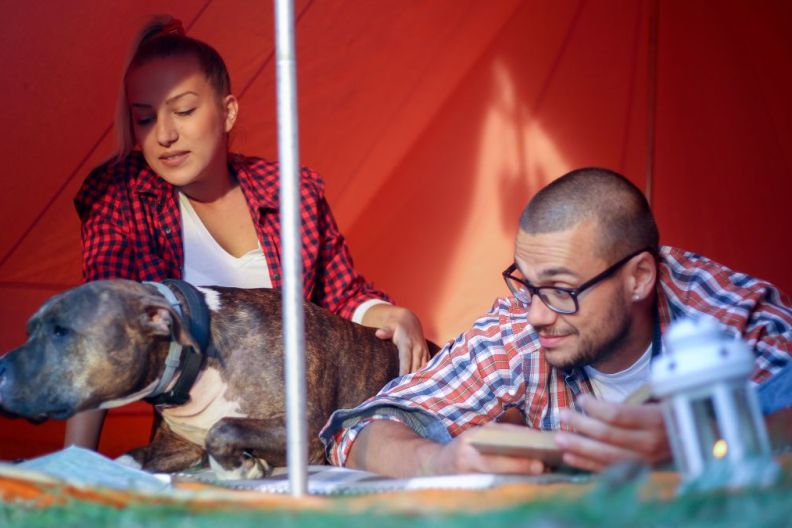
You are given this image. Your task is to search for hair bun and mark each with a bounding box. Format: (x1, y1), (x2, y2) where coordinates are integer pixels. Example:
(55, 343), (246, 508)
(160, 18), (185, 37)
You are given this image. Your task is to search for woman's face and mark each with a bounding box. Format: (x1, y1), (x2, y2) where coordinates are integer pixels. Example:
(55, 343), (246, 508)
(126, 55), (237, 191)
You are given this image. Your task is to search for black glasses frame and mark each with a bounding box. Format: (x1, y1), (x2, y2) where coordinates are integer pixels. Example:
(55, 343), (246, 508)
(502, 247), (654, 315)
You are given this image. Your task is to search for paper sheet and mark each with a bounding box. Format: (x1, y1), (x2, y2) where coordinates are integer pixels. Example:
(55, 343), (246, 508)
(9, 445), (171, 493)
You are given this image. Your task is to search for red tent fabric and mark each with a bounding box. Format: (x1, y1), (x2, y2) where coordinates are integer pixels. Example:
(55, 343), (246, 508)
(1, 0), (790, 461)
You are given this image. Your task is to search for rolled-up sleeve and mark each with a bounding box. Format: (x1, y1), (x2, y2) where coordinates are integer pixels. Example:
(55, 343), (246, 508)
(320, 298), (534, 466)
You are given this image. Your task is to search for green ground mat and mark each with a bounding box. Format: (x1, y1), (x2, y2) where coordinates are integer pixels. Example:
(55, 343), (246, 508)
(3, 475), (792, 528)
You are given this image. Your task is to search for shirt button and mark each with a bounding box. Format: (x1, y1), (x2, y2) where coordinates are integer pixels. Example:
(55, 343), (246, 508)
(164, 227), (171, 234)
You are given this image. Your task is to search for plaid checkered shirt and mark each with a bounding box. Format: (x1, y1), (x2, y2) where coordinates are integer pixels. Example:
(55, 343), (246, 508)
(74, 151), (391, 319)
(320, 246), (792, 466)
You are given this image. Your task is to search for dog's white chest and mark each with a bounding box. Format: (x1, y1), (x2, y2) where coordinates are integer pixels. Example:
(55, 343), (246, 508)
(159, 367), (246, 447)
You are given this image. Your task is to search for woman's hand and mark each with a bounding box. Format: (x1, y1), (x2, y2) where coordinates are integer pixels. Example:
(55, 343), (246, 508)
(362, 304), (429, 375)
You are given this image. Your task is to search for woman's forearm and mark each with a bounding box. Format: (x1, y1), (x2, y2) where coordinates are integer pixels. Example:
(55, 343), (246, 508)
(64, 409), (107, 449)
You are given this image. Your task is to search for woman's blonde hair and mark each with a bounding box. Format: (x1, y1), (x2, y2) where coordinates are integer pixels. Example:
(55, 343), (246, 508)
(113, 15), (232, 162)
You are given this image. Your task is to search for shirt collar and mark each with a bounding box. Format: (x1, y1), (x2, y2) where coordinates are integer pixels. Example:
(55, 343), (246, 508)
(129, 151), (169, 197)
(230, 153), (279, 210)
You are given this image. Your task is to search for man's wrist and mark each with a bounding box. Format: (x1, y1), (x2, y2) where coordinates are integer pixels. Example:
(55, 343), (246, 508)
(414, 438), (444, 476)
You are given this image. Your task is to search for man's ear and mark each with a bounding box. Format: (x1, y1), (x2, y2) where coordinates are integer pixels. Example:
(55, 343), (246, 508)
(627, 251), (657, 302)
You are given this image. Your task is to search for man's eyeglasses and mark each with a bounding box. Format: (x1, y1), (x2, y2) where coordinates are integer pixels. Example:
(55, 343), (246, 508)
(502, 247), (653, 315)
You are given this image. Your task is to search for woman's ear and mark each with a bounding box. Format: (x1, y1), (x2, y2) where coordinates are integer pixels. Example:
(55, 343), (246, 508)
(223, 95), (239, 133)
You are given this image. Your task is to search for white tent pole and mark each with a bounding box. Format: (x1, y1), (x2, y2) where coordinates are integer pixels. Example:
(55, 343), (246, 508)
(274, 0), (308, 497)
(645, 0), (659, 205)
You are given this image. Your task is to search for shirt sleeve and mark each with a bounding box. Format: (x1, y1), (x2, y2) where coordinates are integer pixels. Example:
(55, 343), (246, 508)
(745, 286), (792, 384)
(303, 168), (393, 319)
(74, 163), (137, 281)
(319, 298), (529, 466)
(351, 298), (391, 324)
(660, 247), (792, 384)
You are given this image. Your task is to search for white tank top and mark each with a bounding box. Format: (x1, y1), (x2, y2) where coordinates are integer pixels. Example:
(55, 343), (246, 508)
(179, 192), (273, 289)
(178, 192), (384, 324)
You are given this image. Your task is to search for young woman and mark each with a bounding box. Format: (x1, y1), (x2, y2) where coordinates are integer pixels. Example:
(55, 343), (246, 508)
(66, 16), (429, 450)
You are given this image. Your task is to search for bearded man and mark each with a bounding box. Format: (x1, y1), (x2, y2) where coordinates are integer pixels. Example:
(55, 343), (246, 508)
(319, 167), (792, 476)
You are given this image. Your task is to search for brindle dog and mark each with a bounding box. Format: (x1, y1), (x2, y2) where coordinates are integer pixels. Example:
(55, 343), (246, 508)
(0, 280), (437, 478)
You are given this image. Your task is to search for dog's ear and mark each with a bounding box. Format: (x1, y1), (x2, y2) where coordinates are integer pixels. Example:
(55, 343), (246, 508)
(141, 303), (174, 337)
(139, 299), (199, 349)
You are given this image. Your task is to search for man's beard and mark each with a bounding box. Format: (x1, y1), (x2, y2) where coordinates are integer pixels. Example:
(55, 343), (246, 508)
(543, 299), (633, 371)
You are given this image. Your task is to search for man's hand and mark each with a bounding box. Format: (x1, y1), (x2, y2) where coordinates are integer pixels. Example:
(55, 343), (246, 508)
(555, 395), (671, 472)
(347, 421), (545, 477)
(425, 424), (547, 475)
(363, 304), (429, 375)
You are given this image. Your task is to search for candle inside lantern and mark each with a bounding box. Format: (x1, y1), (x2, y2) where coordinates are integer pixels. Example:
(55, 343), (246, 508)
(712, 439), (728, 459)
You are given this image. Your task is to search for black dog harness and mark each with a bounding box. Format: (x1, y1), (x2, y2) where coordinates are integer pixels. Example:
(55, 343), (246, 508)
(142, 279), (211, 407)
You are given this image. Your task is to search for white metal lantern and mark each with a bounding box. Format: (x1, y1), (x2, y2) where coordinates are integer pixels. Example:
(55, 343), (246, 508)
(651, 317), (779, 492)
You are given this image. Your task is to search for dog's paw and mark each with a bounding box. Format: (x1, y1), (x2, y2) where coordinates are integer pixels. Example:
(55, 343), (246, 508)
(114, 454), (143, 470)
(208, 453), (272, 480)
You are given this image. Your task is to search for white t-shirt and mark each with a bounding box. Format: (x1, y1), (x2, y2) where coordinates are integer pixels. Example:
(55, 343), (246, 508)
(583, 344), (653, 403)
(179, 192), (383, 323)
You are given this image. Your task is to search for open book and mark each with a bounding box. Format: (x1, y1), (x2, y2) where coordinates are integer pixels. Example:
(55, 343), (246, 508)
(468, 426), (563, 466)
(469, 383), (653, 466)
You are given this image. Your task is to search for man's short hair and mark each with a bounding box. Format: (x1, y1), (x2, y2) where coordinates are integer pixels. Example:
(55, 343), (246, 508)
(519, 167), (659, 259)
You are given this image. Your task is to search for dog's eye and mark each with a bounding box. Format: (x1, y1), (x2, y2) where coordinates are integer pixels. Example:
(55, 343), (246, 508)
(51, 325), (70, 338)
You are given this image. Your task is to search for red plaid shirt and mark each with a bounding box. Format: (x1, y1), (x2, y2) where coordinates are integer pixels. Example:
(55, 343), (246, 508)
(74, 151), (391, 319)
(320, 247), (792, 465)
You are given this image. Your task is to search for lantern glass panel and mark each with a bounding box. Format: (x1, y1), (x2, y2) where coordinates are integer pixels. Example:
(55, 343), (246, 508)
(690, 397), (723, 467)
(721, 384), (766, 460)
(662, 401), (690, 474)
